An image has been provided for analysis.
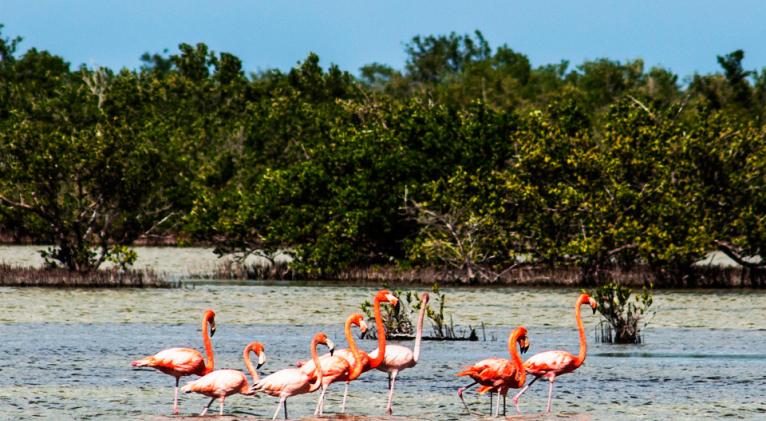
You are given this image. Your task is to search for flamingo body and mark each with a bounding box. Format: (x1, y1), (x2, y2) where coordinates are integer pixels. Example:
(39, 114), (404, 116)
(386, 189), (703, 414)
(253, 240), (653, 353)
(458, 357), (521, 390)
(370, 344), (415, 372)
(131, 347), (209, 378)
(334, 348), (371, 373)
(523, 350), (578, 378)
(254, 368), (315, 398)
(181, 369), (249, 397)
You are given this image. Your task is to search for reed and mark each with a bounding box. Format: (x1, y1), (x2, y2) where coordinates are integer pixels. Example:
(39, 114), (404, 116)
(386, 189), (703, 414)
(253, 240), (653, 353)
(0, 264), (177, 288)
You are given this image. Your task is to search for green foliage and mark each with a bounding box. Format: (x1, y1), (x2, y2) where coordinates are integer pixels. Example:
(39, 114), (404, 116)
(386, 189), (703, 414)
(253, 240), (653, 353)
(591, 281), (654, 343)
(106, 245), (138, 271)
(360, 288), (415, 337)
(2, 24), (766, 284)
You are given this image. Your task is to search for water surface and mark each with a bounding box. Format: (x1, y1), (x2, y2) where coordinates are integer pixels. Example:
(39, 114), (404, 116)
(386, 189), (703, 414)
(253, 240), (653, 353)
(2, 283), (765, 420)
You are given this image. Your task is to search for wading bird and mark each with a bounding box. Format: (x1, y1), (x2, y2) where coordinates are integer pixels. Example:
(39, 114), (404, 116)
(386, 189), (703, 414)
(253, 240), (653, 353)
(299, 313), (367, 415)
(513, 293), (598, 413)
(251, 332), (334, 420)
(456, 326), (530, 416)
(181, 341), (266, 415)
(131, 309), (216, 415)
(369, 291), (429, 415)
(297, 289), (398, 413)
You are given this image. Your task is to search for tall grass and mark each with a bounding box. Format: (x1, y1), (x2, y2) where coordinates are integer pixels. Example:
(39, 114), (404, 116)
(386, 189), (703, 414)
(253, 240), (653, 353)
(0, 264), (176, 288)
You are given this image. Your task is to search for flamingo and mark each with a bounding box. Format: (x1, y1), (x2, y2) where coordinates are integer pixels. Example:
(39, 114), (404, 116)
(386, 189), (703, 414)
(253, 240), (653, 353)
(180, 341), (266, 415)
(131, 309), (216, 415)
(299, 313), (367, 415)
(456, 326), (530, 416)
(512, 293), (598, 414)
(251, 332), (335, 420)
(369, 291), (429, 415)
(295, 289), (398, 413)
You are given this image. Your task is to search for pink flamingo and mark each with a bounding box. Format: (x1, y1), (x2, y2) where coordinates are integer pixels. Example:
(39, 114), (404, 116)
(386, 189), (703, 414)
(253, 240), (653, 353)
(131, 309), (216, 415)
(369, 291), (429, 415)
(513, 293), (598, 413)
(299, 313), (367, 415)
(295, 289), (398, 413)
(456, 326), (530, 416)
(181, 341), (266, 415)
(251, 332), (334, 420)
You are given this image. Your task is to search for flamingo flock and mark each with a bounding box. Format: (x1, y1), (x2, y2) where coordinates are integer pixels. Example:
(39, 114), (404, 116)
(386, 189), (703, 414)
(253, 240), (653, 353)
(131, 290), (598, 418)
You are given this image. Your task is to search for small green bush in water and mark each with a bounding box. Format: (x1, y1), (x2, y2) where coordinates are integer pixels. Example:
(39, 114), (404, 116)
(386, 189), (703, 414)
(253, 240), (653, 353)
(592, 281), (654, 344)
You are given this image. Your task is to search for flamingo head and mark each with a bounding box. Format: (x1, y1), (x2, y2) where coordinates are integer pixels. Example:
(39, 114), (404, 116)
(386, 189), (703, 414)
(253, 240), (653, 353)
(350, 313), (368, 334)
(580, 293), (598, 314)
(377, 289), (399, 307)
(314, 332), (335, 356)
(420, 291), (430, 304)
(515, 326), (530, 354)
(204, 309), (217, 336)
(251, 342), (266, 369)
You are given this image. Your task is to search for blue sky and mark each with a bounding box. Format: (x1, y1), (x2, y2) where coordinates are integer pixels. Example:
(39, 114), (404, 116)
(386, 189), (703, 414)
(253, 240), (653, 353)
(3, 0), (765, 79)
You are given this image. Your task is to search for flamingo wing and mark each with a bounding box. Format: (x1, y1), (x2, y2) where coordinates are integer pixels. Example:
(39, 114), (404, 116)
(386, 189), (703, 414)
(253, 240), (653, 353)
(300, 354), (350, 381)
(457, 357), (512, 383)
(523, 350), (576, 376)
(253, 368), (310, 397)
(132, 347), (205, 377)
(181, 369), (247, 397)
(370, 344), (414, 371)
(333, 348), (370, 371)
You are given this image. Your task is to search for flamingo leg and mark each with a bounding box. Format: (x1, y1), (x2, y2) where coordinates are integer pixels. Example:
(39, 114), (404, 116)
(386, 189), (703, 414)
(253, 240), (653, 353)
(315, 385), (328, 415)
(200, 397), (215, 416)
(545, 379), (556, 414)
(503, 392), (507, 416)
(512, 375), (539, 413)
(498, 391), (503, 416)
(272, 396), (286, 420)
(457, 380), (478, 414)
(385, 370), (398, 415)
(489, 392), (493, 415)
(341, 382), (349, 413)
(173, 377), (180, 415)
(219, 395), (225, 416)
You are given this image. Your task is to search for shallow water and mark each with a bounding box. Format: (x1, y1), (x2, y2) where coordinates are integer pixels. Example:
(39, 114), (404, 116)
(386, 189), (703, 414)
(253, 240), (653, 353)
(1, 283), (766, 420)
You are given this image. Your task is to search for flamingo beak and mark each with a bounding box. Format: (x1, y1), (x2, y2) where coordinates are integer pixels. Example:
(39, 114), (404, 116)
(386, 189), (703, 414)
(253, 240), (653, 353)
(359, 319), (369, 333)
(589, 297), (598, 314)
(210, 321), (217, 337)
(326, 338), (335, 356)
(257, 351), (266, 369)
(386, 293), (399, 306)
(522, 338), (530, 354)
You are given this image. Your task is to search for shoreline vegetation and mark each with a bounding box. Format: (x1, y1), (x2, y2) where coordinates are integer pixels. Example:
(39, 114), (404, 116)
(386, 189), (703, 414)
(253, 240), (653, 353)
(6, 257), (758, 289)
(206, 260), (765, 288)
(0, 263), (175, 288)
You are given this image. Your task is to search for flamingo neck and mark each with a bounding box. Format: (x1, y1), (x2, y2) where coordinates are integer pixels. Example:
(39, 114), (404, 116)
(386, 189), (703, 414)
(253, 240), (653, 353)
(412, 296), (427, 363)
(508, 330), (525, 383)
(574, 300), (587, 367)
(202, 315), (214, 372)
(346, 319), (364, 380)
(309, 337), (324, 392)
(242, 344), (258, 394)
(369, 296), (387, 369)
(508, 330), (523, 370)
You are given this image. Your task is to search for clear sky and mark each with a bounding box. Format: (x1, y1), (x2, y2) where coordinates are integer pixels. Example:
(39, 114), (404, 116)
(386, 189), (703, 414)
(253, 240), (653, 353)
(2, 0), (765, 79)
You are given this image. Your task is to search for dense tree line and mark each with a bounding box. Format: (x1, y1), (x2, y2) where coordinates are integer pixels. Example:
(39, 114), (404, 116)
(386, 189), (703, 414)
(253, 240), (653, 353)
(1, 27), (765, 283)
